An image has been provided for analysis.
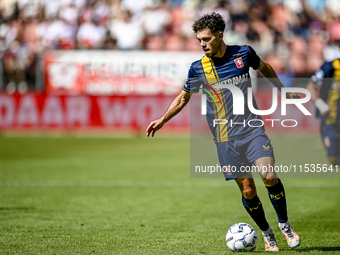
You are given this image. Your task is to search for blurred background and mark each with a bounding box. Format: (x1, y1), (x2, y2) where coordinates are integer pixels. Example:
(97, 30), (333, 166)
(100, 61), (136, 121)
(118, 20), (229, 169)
(0, 0), (339, 133)
(1, 3), (339, 252)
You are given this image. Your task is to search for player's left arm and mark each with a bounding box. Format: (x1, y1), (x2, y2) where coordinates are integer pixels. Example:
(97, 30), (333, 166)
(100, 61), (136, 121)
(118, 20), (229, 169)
(257, 59), (300, 99)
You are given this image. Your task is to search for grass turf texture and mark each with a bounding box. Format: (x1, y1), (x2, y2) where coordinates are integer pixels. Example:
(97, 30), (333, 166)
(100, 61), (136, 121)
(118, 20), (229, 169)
(0, 134), (339, 254)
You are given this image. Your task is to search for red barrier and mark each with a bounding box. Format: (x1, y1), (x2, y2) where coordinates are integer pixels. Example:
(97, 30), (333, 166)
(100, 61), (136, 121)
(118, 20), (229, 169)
(0, 92), (319, 132)
(0, 93), (190, 131)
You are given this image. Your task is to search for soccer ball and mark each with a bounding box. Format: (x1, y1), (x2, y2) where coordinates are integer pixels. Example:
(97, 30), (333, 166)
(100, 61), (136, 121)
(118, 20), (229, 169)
(226, 223), (258, 252)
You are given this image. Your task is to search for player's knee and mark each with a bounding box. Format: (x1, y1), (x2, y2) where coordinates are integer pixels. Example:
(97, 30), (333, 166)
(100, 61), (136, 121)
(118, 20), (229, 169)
(262, 177), (278, 187)
(242, 188), (257, 199)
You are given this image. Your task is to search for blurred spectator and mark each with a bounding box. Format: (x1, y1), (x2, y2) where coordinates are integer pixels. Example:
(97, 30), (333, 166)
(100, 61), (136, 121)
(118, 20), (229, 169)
(305, 0), (327, 15)
(224, 18), (249, 46)
(249, 19), (275, 55)
(3, 40), (30, 94)
(264, 53), (294, 87)
(43, 17), (70, 49)
(1, 0), (18, 20)
(288, 36), (308, 75)
(60, 0), (87, 10)
(93, 0), (110, 25)
(226, 0), (248, 17)
(292, 1), (312, 39)
(284, 0), (303, 14)
(23, 17), (39, 52)
(42, 0), (60, 20)
(109, 10), (144, 50)
(326, 0), (340, 17)
(121, 0), (154, 16)
(141, 4), (171, 36)
(249, 0), (270, 21)
(17, 0), (41, 19)
(59, 3), (79, 26)
(1, 0), (340, 92)
(306, 32), (325, 73)
(268, 3), (291, 37)
(164, 33), (184, 51)
(77, 7), (106, 49)
(328, 19), (340, 43)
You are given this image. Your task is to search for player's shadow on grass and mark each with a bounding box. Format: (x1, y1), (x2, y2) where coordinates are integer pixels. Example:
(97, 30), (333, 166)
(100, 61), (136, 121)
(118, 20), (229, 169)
(0, 207), (35, 211)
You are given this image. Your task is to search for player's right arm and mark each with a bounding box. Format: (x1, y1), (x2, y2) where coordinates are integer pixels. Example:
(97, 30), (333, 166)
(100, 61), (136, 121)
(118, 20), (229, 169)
(146, 90), (191, 137)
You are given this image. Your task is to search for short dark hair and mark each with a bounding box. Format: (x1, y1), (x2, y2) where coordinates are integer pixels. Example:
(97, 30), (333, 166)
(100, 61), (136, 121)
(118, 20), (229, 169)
(192, 12), (226, 34)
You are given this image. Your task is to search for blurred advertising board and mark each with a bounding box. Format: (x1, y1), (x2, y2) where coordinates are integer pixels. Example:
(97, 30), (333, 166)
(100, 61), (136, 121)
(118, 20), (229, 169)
(43, 51), (203, 95)
(0, 92), (318, 132)
(0, 94), (190, 130)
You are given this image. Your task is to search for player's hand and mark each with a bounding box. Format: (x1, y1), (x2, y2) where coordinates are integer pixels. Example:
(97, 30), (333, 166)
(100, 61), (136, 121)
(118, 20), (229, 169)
(146, 119), (164, 137)
(286, 92), (300, 99)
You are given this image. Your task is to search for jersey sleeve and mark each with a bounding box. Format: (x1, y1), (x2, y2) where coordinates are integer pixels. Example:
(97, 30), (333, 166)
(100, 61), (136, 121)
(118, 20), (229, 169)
(310, 62), (334, 89)
(183, 64), (201, 93)
(247, 46), (261, 70)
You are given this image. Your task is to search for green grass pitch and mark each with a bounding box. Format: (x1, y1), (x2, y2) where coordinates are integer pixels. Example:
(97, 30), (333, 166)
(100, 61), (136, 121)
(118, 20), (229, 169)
(0, 133), (339, 254)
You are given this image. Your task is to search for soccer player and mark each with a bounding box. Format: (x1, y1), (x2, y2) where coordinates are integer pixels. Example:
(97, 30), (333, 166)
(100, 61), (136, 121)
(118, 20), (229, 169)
(146, 13), (300, 251)
(306, 41), (340, 167)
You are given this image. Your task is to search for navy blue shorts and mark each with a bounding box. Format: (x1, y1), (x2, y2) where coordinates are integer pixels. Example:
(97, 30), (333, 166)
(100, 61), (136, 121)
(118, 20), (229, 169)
(321, 122), (340, 157)
(216, 132), (275, 180)
(321, 132), (340, 157)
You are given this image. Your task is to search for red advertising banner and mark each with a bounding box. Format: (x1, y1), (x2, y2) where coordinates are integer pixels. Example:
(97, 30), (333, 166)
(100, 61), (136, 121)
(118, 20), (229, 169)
(0, 92), (319, 132)
(0, 93), (190, 131)
(43, 51), (203, 96)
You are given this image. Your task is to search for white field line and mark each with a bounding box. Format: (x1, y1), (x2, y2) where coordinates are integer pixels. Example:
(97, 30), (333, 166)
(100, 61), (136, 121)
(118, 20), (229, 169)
(0, 180), (338, 187)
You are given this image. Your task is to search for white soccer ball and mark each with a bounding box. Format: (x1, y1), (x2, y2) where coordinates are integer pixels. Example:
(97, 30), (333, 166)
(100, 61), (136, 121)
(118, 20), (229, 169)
(226, 223), (258, 252)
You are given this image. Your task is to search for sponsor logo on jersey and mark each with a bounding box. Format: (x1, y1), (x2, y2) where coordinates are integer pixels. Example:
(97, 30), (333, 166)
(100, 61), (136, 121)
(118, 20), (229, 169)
(262, 145), (270, 151)
(215, 73), (249, 87)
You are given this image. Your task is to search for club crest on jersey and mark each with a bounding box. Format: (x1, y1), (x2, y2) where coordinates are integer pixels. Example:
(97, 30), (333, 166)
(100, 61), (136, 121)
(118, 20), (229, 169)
(234, 57), (244, 68)
(223, 166), (232, 175)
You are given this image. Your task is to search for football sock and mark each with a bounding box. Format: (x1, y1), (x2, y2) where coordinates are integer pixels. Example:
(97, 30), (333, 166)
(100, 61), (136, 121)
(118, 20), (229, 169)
(278, 220), (290, 230)
(266, 178), (288, 223)
(242, 195), (269, 231)
(262, 226), (274, 236)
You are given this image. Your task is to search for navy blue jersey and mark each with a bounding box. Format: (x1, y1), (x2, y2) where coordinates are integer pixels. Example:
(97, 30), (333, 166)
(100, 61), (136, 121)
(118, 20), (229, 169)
(311, 59), (340, 128)
(183, 45), (263, 143)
